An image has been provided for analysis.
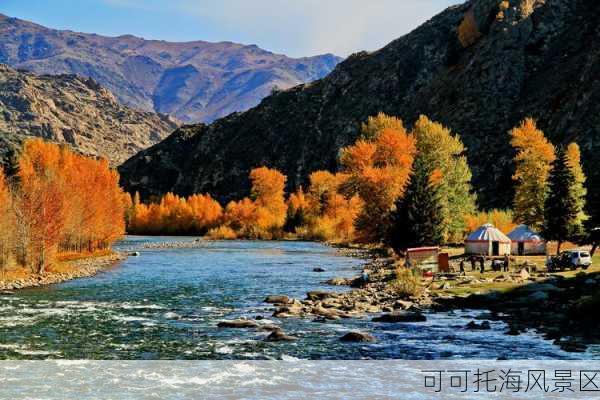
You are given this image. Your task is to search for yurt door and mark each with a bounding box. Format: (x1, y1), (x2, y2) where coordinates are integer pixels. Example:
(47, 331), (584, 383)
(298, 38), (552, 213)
(518, 242), (525, 256)
(492, 241), (500, 256)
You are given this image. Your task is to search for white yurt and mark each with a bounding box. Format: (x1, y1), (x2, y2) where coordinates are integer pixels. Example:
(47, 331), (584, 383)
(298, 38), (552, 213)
(465, 223), (511, 256)
(507, 224), (546, 255)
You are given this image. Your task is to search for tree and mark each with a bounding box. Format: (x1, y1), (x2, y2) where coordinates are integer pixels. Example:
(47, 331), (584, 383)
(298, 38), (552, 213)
(542, 148), (582, 254)
(412, 115), (476, 242)
(249, 167), (287, 231)
(0, 168), (14, 270)
(465, 209), (516, 235)
(510, 118), (556, 231)
(340, 114), (416, 243)
(565, 143), (588, 227)
(388, 155), (444, 253)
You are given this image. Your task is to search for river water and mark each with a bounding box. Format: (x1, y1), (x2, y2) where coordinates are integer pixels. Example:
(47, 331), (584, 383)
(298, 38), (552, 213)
(0, 237), (596, 360)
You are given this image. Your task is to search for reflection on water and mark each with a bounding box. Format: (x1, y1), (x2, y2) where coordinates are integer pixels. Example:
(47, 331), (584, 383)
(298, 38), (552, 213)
(0, 237), (596, 360)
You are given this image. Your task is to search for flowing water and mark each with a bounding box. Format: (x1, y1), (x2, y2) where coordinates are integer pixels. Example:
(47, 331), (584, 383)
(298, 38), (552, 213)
(0, 237), (596, 360)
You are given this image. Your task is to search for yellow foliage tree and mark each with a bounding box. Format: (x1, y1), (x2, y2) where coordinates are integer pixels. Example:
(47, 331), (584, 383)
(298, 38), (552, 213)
(510, 118), (556, 231)
(565, 142), (588, 226)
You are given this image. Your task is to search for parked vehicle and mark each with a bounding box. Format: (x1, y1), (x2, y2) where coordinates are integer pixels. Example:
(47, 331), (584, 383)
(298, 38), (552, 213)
(546, 250), (592, 272)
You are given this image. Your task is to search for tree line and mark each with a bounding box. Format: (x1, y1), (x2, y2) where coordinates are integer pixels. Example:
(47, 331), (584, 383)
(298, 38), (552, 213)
(127, 113), (591, 256)
(0, 139), (126, 274)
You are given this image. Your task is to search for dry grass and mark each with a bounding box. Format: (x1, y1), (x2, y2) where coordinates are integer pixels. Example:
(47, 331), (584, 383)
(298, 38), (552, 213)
(390, 268), (423, 297)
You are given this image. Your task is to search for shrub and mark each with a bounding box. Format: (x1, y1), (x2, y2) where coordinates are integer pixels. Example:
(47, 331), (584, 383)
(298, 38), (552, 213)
(390, 267), (423, 298)
(206, 226), (238, 240)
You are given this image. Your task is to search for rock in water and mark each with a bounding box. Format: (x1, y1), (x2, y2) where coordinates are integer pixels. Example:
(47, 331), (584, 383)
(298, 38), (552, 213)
(264, 295), (291, 304)
(313, 267), (326, 272)
(306, 291), (333, 301)
(217, 319), (259, 329)
(340, 332), (375, 342)
(266, 329), (297, 342)
(466, 321), (492, 330)
(372, 311), (427, 323)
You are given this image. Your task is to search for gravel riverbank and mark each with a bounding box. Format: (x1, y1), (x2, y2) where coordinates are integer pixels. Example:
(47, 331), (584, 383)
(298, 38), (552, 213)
(0, 253), (126, 291)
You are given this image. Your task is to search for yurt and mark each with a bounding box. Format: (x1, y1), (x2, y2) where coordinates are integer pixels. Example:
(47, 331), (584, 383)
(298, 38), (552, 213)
(465, 223), (511, 256)
(508, 224), (546, 255)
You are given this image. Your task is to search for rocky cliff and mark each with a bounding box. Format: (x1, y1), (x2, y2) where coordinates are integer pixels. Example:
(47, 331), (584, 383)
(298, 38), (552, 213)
(0, 14), (341, 123)
(119, 0), (600, 220)
(0, 64), (178, 165)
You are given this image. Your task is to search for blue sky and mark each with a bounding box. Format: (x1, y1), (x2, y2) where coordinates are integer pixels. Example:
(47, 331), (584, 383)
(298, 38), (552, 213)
(1, 0), (460, 57)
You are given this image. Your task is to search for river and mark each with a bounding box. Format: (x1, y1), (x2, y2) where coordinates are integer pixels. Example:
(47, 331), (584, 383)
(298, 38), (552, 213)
(0, 237), (596, 360)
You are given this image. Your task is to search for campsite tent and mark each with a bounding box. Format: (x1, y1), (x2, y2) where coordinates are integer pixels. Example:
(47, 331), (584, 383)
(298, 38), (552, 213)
(508, 224), (546, 255)
(465, 223), (511, 256)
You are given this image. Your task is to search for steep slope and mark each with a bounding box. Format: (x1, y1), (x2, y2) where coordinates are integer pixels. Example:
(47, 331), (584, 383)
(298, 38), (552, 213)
(119, 0), (600, 220)
(0, 14), (341, 123)
(0, 64), (178, 165)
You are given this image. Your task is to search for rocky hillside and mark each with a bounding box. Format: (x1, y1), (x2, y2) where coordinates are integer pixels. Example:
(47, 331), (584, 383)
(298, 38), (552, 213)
(0, 14), (341, 123)
(0, 64), (178, 165)
(119, 0), (600, 221)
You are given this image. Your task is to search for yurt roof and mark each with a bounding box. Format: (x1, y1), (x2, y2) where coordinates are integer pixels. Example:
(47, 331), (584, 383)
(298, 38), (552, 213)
(508, 224), (545, 242)
(466, 223), (511, 243)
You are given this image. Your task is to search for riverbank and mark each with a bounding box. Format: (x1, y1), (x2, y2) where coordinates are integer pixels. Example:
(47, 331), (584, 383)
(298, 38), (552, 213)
(260, 246), (600, 351)
(0, 252), (126, 291)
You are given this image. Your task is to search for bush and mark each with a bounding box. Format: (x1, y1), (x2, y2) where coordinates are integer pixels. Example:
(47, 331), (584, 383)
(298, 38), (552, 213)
(206, 226), (238, 240)
(390, 267), (423, 297)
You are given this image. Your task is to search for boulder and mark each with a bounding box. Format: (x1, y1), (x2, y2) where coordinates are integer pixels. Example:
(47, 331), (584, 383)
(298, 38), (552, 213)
(313, 267), (326, 272)
(372, 311), (427, 323)
(266, 329), (297, 342)
(326, 277), (350, 286)
(466, 321), (492, 330)
(217, 319), (259, 329)
(306, 291), (333, 301)
(265, 295), (291, 304)
(340, 332), (375, 342)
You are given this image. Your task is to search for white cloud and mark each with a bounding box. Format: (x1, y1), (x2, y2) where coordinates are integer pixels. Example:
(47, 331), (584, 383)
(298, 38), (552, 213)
(103, 0), (460, 57)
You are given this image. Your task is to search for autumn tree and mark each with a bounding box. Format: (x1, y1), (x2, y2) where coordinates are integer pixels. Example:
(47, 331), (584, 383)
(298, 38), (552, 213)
(340, 113), (416, 243)
(412, 115), (476, 242)
(465, 209), (516, 235)
(510, 118), (556, 231)
(543, 148), (585, 253)
(388, 154), (444, 252)
(249, 167), (287, 230)
(0, 168), (14, 270)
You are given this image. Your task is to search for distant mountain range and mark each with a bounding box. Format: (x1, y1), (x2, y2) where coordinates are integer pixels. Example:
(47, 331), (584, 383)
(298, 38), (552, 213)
(0, 13), (341, 123)
(0, 64), (178, 166)
(119, 0), (600, 221)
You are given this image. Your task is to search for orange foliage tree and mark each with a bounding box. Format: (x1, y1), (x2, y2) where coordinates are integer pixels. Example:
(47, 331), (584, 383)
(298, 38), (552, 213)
(127, 192), (222, 235)
(8, 139), (126, 273)
(340, 114), (416, 242)
(0, 168), (14, 270)
(465, 209), (517, 235)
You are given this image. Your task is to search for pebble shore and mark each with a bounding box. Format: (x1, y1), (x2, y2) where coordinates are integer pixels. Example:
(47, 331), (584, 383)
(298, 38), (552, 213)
(0, 253), (126, 291)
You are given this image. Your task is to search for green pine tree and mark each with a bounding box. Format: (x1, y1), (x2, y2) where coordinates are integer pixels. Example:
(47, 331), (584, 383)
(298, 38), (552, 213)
(542, 148), (583, 254)
(412, 115), (476, 243)
(388, 154), (444, 253)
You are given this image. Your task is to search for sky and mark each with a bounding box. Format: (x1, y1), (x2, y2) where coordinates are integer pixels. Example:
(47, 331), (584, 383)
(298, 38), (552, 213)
(0, 0), (460, 58)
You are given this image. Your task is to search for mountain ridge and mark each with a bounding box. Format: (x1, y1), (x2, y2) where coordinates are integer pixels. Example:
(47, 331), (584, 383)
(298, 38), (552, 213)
(0, 13), (341, 122)
(118, 0), (600, 224)
(0, 63), (178, 166)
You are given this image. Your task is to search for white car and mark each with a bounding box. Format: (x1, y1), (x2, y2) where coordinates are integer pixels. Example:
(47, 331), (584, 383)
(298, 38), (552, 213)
(547, 250), (592, 271)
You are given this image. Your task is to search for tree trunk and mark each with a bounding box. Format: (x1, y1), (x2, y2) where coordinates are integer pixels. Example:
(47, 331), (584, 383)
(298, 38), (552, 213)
(556, 241), (563, 255)
(591, 243), (598, 257)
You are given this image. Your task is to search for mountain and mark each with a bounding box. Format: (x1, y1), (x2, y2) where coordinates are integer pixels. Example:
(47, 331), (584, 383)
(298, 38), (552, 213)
(119, 0), (599, 218)
(0, 14), (341, 123)
(0, 64), (178, 166)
